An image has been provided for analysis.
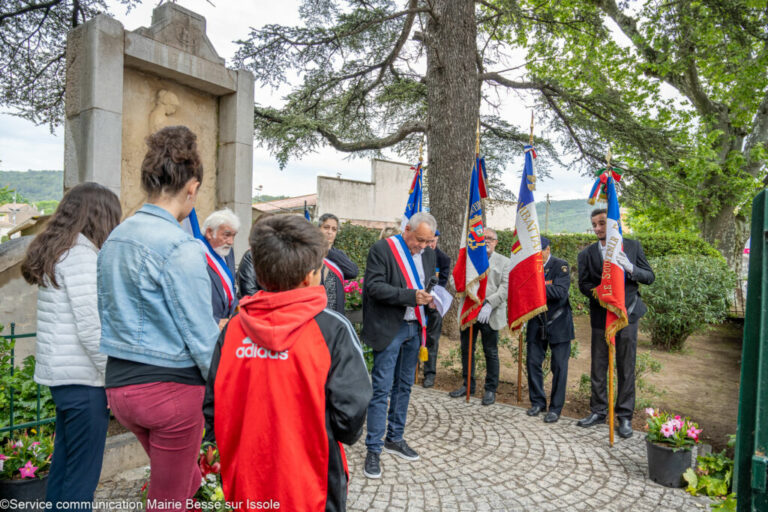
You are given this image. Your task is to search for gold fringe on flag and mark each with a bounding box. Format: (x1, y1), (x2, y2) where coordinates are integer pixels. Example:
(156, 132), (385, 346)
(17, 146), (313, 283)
(592, 289), (629, 343)
(508, 304), (549, 332)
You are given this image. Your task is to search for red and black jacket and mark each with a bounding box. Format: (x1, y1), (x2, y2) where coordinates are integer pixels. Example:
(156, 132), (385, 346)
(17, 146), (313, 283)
(203, 286), (371, 512)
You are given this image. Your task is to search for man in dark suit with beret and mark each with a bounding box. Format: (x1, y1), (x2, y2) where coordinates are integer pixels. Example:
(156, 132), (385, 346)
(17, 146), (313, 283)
(361, 212), (437, 479)
(525, 236), (574, 424)
(576, 208), (655, 438)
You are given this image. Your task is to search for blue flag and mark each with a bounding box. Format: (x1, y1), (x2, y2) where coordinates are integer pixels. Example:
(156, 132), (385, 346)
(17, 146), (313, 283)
(400, 163), (423, 231)
(304, 203), (311, 221)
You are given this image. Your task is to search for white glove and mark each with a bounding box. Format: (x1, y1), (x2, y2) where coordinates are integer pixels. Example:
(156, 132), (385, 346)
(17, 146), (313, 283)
(477, 303), (493, 323)
(616, 250), (634, 275)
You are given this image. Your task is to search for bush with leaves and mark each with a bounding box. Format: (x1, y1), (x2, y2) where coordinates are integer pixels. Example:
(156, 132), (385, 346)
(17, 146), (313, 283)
(683, 435), (737, 512)
(641, 256), (736, 351)
(0, 326), (55, 433)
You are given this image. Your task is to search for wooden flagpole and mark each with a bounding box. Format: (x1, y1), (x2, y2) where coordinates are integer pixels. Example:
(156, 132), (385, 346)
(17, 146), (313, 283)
(466, 120), (481, 403)
(415, 137), (425, 386)
(606, 148), (615, 447)
(516, 113), (535, 403)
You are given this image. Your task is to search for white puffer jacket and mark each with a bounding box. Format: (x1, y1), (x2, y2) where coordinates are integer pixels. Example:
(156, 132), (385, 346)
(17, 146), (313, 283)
(34, 233), (106, 387)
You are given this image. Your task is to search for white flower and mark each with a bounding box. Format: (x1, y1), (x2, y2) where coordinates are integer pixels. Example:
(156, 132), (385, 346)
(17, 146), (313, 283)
(0, 459), (4, 472)
(206, 473), (217, 482)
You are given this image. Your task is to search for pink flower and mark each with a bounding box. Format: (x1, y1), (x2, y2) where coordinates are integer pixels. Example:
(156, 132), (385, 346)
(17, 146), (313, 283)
(14, 441), (23, 448)
(19, 460), (38, 479)
(645, 408), (654, 416)
(0, 454), (7, 461)
(671, 418), (683, 431)
(687, 427), (702, 441)
(660, 421), (675, 438)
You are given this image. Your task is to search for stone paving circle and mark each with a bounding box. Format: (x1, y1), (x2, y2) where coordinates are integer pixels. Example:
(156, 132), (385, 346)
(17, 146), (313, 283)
(98, 386), (712, 511)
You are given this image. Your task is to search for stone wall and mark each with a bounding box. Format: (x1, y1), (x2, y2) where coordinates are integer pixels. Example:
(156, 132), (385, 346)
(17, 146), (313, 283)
(120, 69), (218, 220)
(0, 237), (37, 361)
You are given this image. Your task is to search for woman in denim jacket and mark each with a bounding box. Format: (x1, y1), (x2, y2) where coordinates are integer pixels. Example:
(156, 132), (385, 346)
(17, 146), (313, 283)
(98, 126), (220, 509)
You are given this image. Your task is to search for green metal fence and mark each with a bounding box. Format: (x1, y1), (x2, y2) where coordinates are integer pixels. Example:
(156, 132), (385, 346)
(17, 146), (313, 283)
(0, 323), (56, 436)
(735, 190), (768, 511)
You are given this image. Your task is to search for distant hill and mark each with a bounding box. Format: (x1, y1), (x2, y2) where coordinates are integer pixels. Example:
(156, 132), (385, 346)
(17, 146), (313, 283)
(0, 171), (63, 202)
(535, 199), (594, 234)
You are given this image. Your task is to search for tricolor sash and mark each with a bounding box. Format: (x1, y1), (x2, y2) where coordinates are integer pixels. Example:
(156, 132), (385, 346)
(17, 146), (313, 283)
(385, 235), (428, 350)
(198, 237), (235, 309)
(183, 208), (235, 308)
(324, 258), (344, 282)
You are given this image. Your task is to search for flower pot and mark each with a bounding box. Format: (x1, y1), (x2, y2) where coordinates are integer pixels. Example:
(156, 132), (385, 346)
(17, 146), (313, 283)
(646, 439), (692, 488)
(0, 475), (48, 511)
(344, 309), (363, 324)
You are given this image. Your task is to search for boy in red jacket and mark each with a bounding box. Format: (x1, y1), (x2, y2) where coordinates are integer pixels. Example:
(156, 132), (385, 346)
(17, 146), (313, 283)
(203, 215), (372, 511)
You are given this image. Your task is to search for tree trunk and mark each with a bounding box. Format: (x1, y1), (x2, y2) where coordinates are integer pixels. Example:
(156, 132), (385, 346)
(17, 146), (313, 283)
(425, 0), (479, 337)
(699, 206), (748, 276)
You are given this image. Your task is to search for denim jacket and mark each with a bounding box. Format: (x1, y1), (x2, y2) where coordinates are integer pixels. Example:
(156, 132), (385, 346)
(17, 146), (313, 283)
(98, 204), (220, 378)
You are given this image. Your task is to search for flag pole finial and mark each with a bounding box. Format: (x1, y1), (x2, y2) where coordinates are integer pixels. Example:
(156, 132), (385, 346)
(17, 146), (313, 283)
(476, 118), (480, 156)
(529, 111), (534, 145)
(419, 137), (424, 163)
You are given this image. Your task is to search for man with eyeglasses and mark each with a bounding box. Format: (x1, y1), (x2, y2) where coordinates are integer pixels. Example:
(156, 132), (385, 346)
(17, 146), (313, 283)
(449, 227), (509, 406)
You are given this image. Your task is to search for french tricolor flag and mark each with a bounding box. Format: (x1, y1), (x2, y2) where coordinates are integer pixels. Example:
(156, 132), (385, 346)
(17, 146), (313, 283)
(452, 156), (490, 327)
(592, 172), (627, 344)
(507, 145), (547, 330)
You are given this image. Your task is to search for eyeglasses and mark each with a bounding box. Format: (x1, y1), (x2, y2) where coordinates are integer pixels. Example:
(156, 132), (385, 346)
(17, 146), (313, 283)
(486, 237), (498, 242)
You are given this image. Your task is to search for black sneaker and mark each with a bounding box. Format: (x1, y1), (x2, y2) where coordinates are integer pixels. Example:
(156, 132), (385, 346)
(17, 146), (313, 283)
(363, 451), (381, 479)
(383, 439), (420, 461)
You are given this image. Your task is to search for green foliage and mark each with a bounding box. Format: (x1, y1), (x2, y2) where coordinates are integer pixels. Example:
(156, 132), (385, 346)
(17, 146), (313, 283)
(342, 278), (363, 311)
(504, 0), (768, 266)
(333, 222), (381, 275)
(252, 194), (288, 203)
(0, 432), (54, 480)
(34, 200), (59, 215)
(495, 231), (720, 316)
(0, 185), (29, 205)
(645, 409), (702, 449)
(642, 256), (737, 351)
(0, 171), (63, 202)
(0, 327), (55, 433)
(683, 439), (736, 509)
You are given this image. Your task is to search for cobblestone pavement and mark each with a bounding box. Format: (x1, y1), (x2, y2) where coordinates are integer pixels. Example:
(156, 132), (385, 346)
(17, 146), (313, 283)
(97, 387), (712, 511)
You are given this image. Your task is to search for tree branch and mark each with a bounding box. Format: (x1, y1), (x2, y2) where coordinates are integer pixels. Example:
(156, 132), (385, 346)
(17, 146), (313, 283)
(480, 71), (542, 90)
(255, 108), (425, 152)
(0, 0), (62, 25)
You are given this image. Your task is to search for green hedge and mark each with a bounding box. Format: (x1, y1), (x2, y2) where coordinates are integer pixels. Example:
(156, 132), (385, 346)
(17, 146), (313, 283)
(334, 224), (722, 316)
(495, 231), (722, 314)
(334, 223), (381, 274)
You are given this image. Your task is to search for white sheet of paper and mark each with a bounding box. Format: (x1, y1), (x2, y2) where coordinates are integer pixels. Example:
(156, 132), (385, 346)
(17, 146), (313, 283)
(430, 285), (453, 317)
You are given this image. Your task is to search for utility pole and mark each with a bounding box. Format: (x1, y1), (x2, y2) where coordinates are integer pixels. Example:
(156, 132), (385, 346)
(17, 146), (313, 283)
(544, 193), (551, 233)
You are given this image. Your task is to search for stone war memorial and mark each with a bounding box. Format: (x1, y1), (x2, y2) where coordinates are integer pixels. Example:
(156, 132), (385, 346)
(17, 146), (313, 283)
(0, 3), (253, 357)
(64, 2), (254, 257)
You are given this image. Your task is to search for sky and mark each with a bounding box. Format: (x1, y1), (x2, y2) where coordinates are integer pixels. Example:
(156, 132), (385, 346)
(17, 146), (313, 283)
(0, 0), (594, 201)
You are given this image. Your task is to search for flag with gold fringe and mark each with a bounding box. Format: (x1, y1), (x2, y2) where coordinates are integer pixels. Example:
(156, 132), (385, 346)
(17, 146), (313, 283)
(507, 145), (547, 330)
(452, 157), (490, 328)
(591, 169), (627, 343)
(399, 162), (423, 231)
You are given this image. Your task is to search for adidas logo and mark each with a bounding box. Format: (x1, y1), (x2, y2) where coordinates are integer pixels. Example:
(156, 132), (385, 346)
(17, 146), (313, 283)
(235, 337), (289, 360)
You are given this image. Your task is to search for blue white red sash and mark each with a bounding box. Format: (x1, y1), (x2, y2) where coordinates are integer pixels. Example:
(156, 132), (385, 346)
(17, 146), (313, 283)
(198, 238), (235, 309)
(385, 235), (427, 347)
(324, 258), (343, 282)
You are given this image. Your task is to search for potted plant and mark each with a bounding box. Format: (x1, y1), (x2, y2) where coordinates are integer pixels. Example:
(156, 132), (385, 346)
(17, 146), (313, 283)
(645, 407), (702, 487)
(343, 278), (364, 324)
(0, 432), (54, 503)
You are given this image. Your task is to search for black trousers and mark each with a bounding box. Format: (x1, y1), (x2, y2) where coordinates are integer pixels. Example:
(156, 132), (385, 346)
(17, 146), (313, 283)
(460, 322), (499, 392)
(527, 338), (571, 415)
(590, 322), (639, 420)
(423, 307), (442, 378)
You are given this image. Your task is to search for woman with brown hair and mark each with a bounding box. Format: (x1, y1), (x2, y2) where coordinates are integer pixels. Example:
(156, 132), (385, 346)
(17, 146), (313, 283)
(22, 182), (121, 510)
(97, 126), (219, 509)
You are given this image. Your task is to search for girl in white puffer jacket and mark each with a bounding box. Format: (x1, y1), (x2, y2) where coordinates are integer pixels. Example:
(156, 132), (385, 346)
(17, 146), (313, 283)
(21, 182), (121, 509)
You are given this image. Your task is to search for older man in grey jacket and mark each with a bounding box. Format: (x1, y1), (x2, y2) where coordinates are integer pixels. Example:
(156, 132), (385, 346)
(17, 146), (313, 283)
(449, 227), (510, 405)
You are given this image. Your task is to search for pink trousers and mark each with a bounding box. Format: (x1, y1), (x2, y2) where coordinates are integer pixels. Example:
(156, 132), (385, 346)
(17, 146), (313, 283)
(107, 382), (204, 512)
